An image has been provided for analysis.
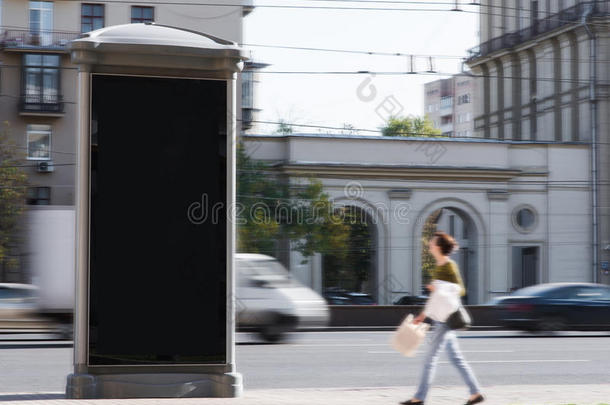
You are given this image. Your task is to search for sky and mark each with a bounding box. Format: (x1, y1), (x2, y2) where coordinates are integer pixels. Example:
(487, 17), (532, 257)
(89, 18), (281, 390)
(243, 1), (480, 135)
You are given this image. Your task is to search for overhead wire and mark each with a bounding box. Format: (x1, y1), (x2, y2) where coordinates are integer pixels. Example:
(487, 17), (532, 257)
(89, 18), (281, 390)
(239, 119), (610, 146)
(241, 42), (610, 64)
(0, 0), (605, 29)
(49, 0), (610, 28)
(0, 62), (603, 85)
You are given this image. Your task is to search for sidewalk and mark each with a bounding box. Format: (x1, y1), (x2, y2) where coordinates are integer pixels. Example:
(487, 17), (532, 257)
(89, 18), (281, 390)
(0, 385), (608, 405)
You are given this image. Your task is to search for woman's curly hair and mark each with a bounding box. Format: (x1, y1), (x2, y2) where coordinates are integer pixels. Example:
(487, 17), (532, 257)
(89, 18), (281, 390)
(433, 231), (459, 256)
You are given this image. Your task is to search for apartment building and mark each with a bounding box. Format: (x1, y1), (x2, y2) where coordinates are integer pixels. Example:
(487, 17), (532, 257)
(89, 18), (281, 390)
(467, 0), (610, 285)
(0, 0), (253, 205)
(241, 60), (269, 133)
(0, 0), (256, 281)
(424, 75), (477, 138)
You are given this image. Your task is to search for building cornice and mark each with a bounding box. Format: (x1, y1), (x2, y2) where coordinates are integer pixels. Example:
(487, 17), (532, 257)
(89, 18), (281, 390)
(467, 23), (583, 66)
(275, 161), (524, 182)
(244, 133), (590, 147)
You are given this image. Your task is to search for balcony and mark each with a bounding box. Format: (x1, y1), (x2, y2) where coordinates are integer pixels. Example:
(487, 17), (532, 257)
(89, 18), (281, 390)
(0, 30), (80, 52)
(467, 1), (609, 60)
(440, 123), (454, 134)
(19, 94), (64, 116)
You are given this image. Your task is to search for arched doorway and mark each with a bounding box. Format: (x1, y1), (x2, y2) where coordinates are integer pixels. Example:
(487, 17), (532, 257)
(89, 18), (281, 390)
(414, 199), (486, 304)
(322, 205), (379, 303)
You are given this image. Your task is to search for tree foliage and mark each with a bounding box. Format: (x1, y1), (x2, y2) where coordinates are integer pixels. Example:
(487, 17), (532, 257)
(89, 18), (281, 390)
(421, 209), (442, 290)
(0, 123), (28, 276)
(236, 142), (349, 261)
(381, 115), (441, 137)
(275, 119), (293, 135)
(323, 206), (374, 293)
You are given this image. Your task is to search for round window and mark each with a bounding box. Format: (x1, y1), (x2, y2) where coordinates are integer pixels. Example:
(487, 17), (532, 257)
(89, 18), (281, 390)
(513, 207), (537, 233)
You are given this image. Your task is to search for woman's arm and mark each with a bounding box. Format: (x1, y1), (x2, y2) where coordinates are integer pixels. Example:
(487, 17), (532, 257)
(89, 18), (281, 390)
(413, 312), (426, 324)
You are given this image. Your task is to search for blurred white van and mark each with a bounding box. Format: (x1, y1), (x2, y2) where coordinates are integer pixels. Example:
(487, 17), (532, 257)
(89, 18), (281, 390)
(236, 253), (329, 342)
(0, 283), (38, 319)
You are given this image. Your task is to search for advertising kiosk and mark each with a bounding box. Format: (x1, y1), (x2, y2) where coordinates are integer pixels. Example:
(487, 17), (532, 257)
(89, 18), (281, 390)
(66, 23), (246, 398)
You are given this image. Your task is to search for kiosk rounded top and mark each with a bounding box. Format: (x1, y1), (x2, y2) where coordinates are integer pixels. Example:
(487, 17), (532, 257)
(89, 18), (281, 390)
(69, 23), (247, 70)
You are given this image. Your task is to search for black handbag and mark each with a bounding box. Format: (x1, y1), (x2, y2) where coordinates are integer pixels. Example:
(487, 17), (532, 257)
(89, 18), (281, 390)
(446, 306), (472, 330)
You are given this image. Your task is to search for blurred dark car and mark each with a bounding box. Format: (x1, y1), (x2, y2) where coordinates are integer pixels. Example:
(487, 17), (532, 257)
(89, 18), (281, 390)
(394, 295), (428, 306)
(323, 289), (376, 305)
(325, 295), (352, 305)
(496, 283), (610, 331)
(345, 292), (376, 305)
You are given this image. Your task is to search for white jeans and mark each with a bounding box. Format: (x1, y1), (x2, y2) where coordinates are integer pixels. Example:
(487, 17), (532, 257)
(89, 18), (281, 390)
(414, 320), (481, 400)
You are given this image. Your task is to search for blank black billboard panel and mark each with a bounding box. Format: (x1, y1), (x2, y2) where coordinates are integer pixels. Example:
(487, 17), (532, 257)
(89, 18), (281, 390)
(89, 75), (227, 365)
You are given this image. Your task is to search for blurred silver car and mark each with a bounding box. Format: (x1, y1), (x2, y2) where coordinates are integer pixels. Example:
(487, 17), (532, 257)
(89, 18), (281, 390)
(0, 283), (38, 319)
(236, 254), (330, 342)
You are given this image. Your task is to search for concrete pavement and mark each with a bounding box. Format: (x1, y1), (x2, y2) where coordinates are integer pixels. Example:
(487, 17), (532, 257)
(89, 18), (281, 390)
(0, 385), (608, 405)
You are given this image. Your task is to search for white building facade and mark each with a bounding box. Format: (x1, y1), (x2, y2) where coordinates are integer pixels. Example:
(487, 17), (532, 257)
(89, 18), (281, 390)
(467, 0), (610, 286)
(244, 133), (592, 305)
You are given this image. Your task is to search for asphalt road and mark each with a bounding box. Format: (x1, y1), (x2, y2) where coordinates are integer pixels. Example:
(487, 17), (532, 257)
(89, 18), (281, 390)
(0, 330), (609, 394)
(237, 330), (610, 390)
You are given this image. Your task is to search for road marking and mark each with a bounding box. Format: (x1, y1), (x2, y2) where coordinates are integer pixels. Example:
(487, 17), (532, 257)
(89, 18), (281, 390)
(367, 350), (515, 354)
(438, 359), (590, 364)
(286, 343), (392, 347)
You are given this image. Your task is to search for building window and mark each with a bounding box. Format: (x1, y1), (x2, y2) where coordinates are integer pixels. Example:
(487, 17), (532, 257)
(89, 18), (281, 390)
(22, 54), (61, 110)
(512, 205), (538, 233)
(457, 114), (471, 123)
(241, 71), (253, 108)
(440, 96), (453, 109)
(449, 215), (455, 237)
(29, 1), (53, 46)
(516, 209), (535, 228)
(82, 4), (104, 33)
(27, 187), (50, 205)
(458, 94), (471, 105)
(26, 124), (51, 160)
(441, 116), (452, 125)
(131, 6), (154, 23)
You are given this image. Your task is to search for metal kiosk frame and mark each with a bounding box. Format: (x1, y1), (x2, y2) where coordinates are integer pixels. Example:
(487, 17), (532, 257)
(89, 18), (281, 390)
(66, 23), (246, 399)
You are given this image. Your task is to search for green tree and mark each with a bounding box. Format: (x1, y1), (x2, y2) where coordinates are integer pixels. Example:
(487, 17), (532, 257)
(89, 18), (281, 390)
(323, 206), (373, 293)
(381, 115), (441, 137)
(275, 119), (293, 135)
(421, 209), (442, 290)
(236, 142), (349, 261)
(0, 123), (28, 279)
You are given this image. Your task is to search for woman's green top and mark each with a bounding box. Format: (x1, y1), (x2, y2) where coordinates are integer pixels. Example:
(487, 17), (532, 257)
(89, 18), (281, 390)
(432, 259), (466, 296)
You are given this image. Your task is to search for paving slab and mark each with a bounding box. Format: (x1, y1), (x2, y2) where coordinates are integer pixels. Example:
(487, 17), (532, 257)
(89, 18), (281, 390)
(0, 385), (608, 405)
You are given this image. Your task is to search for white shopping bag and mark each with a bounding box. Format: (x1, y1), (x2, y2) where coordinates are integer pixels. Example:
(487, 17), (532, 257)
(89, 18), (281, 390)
(391, 314), (430, 357)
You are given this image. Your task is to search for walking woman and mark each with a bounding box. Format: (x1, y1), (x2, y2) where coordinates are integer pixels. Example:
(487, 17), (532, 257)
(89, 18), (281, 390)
(401, 232), (485, 405)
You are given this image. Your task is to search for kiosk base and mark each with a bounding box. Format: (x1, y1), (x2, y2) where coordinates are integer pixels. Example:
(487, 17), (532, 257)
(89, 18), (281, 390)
(66, 372), (243, 399)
